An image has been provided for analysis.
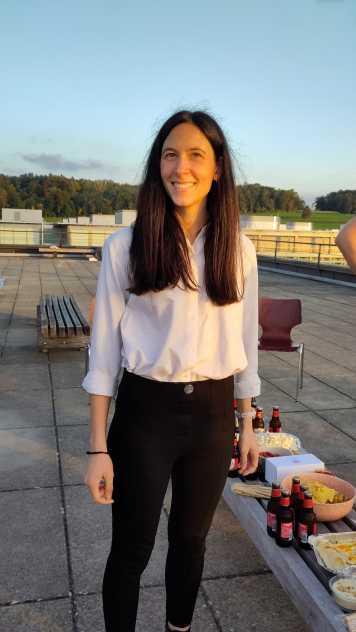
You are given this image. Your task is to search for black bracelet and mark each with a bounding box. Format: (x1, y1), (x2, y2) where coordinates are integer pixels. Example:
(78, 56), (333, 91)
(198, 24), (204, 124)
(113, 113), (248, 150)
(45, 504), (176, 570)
(86, 450), (109, 455)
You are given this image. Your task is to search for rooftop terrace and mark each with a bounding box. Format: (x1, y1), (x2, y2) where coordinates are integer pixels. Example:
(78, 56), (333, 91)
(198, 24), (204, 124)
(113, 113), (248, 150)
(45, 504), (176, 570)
(0, 256), (355, 631)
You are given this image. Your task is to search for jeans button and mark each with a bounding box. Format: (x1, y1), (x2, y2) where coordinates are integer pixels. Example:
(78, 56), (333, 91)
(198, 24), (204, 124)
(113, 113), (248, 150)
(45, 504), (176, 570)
(184, 384), (194, 394)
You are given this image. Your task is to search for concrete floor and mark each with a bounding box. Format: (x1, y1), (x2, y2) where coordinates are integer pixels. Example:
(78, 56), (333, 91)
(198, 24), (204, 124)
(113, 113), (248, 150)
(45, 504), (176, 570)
(0, 256), (355, 632)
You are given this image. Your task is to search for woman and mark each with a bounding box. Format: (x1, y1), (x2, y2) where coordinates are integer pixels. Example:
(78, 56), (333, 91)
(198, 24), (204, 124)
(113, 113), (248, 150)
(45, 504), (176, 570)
(83, 110), (261, 632)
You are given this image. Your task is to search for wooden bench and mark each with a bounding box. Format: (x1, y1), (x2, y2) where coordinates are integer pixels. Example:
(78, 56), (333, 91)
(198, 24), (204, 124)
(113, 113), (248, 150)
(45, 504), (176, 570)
(37, 294), (90, 351)
(223, 479), (356, 632)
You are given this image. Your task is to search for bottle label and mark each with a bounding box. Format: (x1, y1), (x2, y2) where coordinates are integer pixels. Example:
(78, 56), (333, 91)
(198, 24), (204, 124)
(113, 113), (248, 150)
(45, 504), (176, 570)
(280, 522), (293, 540)
(267, 512), (277, 531)
(298, 522), (308, 543)
(229, 458), (239, 471)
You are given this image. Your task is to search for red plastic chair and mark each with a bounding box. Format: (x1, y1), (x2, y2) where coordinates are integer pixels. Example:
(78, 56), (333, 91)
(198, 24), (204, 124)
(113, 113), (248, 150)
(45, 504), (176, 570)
(258, 297), (304, 401)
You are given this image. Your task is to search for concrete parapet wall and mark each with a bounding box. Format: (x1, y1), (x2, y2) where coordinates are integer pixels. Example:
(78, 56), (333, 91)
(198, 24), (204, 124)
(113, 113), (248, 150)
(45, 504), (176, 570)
(67, 224), (121, 247)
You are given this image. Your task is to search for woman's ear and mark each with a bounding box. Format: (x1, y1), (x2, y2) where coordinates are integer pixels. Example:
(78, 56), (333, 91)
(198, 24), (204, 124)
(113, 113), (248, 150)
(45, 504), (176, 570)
(214, 157), (222, 181)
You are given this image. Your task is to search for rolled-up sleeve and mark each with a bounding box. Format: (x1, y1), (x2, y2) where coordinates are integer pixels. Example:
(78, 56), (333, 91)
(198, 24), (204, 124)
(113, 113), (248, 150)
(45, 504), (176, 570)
(82, 234), (127, 396)
(234, 236), (261, 399)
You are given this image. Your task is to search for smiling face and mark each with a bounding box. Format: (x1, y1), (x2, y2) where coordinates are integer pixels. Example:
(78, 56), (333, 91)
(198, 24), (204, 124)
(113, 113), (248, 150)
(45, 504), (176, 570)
(160, 123), (220, 217)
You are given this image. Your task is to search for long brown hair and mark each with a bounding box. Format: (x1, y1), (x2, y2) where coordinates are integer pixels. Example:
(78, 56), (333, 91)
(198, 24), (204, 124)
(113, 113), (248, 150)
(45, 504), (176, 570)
(129, 110), (244, 305)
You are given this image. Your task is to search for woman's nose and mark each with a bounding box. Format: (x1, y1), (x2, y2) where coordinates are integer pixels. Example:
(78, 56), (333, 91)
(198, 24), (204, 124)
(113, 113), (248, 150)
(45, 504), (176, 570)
(174, 155), (191, 174)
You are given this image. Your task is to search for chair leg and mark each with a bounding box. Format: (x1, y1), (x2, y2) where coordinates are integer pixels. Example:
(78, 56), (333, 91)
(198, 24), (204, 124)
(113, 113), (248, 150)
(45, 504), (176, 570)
(296, 343), (304, 401)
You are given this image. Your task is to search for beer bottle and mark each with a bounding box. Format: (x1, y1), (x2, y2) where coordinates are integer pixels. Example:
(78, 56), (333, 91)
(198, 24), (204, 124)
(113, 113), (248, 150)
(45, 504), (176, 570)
(296, 492), (318, 549)
(253, 407), (265, 433)
(276, 491), (294, 547)
(290, 477), (301, 510)
(294, 484), (307, 536)
(233, 398), (239, 430)
(266, 483), (281, 537)
(269, 406), (282, 433)
(227, 433), (240, 478)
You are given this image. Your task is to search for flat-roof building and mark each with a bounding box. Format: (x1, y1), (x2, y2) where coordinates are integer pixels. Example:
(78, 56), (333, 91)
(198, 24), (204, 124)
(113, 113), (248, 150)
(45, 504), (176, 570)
(1, 208), (43, 223)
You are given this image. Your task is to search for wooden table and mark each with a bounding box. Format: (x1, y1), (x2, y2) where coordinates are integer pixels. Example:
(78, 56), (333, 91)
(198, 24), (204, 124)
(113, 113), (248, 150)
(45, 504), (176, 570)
(223, 479), (356, 632)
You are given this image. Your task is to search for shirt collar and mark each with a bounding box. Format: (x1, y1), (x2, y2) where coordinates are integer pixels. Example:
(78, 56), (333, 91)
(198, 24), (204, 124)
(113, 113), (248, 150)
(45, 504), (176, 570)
(187, 224), (207, 255)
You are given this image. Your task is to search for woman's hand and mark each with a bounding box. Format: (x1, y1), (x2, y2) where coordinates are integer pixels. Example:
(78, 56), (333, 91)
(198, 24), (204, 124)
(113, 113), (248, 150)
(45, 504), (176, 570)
(238, 426), (259, 476)
(84, 454), (114, 505)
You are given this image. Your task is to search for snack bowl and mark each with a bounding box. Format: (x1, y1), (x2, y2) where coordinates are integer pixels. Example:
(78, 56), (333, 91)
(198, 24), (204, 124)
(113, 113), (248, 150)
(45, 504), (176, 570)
(329, 569), (356, 611)
(255, 432), (302, 453)
(281, 472), (356, 522)
(309, 532), (356, 573)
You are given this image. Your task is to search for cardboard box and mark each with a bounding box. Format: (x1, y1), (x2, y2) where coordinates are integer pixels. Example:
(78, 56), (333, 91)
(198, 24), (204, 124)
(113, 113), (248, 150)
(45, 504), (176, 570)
(265, 453), (324, 484)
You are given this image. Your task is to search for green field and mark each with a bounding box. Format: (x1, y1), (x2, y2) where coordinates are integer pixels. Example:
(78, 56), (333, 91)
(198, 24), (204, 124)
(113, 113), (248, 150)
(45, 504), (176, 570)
(252, 211), (353, 230)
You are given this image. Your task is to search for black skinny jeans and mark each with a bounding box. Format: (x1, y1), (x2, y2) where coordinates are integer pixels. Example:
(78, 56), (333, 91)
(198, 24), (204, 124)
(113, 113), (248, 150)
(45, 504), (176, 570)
(103, 369), (235, 632)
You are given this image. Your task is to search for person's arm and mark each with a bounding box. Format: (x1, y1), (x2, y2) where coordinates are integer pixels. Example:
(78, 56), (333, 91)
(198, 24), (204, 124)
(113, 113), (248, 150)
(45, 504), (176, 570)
(82, 234), (128, 504)
(335, 217), (356, 273)
(234, 236), (261, 475)
(84, 394), (114, 505)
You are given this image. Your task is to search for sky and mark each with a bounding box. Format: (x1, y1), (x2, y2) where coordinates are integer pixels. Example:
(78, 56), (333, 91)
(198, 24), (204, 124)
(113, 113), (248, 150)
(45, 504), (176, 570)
(1, 0), (355, 206)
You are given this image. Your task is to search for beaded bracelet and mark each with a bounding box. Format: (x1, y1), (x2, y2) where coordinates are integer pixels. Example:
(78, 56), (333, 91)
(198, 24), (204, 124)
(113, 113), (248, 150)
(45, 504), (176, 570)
(86, 450), (109, 455)
(236, 411), (255, 421)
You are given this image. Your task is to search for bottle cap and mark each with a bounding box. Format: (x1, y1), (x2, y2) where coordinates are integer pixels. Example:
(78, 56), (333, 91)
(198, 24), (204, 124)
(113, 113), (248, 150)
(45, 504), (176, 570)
(292, 477), (300, 484)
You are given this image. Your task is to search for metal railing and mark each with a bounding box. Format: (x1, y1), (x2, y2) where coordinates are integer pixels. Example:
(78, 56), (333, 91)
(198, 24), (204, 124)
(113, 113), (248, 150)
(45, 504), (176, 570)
(247, 235), (347, 268)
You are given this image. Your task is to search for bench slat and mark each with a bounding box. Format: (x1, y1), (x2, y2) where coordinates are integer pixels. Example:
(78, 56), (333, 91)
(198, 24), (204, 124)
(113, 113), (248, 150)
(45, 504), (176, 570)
(51, 295), (67, 338)
(344, 509), (356, 530)
(62, 295), (83, 334)
(58, 296), (75, 336)
(69, 295), (90, 335)
(44, 294), (58, 338)
(328, 519), (353, 534)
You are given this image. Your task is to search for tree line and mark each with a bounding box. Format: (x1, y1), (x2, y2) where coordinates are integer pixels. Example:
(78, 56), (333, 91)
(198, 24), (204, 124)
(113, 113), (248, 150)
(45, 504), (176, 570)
(315, 190), (356, 214)
(0, 174), (138, 218)
(2, 173), (352, 217)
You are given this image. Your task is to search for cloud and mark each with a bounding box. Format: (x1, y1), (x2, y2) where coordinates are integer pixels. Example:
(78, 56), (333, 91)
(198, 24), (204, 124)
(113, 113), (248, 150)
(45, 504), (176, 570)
(21, 153), (106, 172)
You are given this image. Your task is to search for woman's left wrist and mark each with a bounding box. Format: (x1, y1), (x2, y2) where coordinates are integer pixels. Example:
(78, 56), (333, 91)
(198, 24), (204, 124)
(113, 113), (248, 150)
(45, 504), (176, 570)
(236, 410), (255, 422)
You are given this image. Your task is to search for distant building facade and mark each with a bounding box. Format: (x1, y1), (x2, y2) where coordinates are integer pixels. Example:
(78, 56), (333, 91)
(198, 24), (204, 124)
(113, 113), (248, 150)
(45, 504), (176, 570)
(1, 208), (43, 223)
(115, 209), (137, 226)
(240, 215), (280, 230)
(91, 214), (116, 225)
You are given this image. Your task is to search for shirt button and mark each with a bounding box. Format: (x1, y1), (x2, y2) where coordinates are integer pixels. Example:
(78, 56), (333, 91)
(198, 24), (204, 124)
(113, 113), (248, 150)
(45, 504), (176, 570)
(184, 384), (194, 395)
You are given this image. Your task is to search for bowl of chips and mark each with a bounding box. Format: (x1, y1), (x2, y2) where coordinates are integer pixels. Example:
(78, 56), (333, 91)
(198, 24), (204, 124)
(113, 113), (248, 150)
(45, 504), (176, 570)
(281, 472), (356, 522)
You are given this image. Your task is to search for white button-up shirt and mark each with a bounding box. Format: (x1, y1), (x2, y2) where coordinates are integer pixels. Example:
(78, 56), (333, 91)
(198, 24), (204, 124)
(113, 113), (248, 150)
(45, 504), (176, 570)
(82, 226), (261, 399)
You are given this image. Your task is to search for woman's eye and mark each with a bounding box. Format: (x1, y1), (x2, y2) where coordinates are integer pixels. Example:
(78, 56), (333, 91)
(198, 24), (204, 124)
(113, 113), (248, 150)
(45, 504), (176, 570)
(164, 152), (176, 159)
(191, 151), (204, 158)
